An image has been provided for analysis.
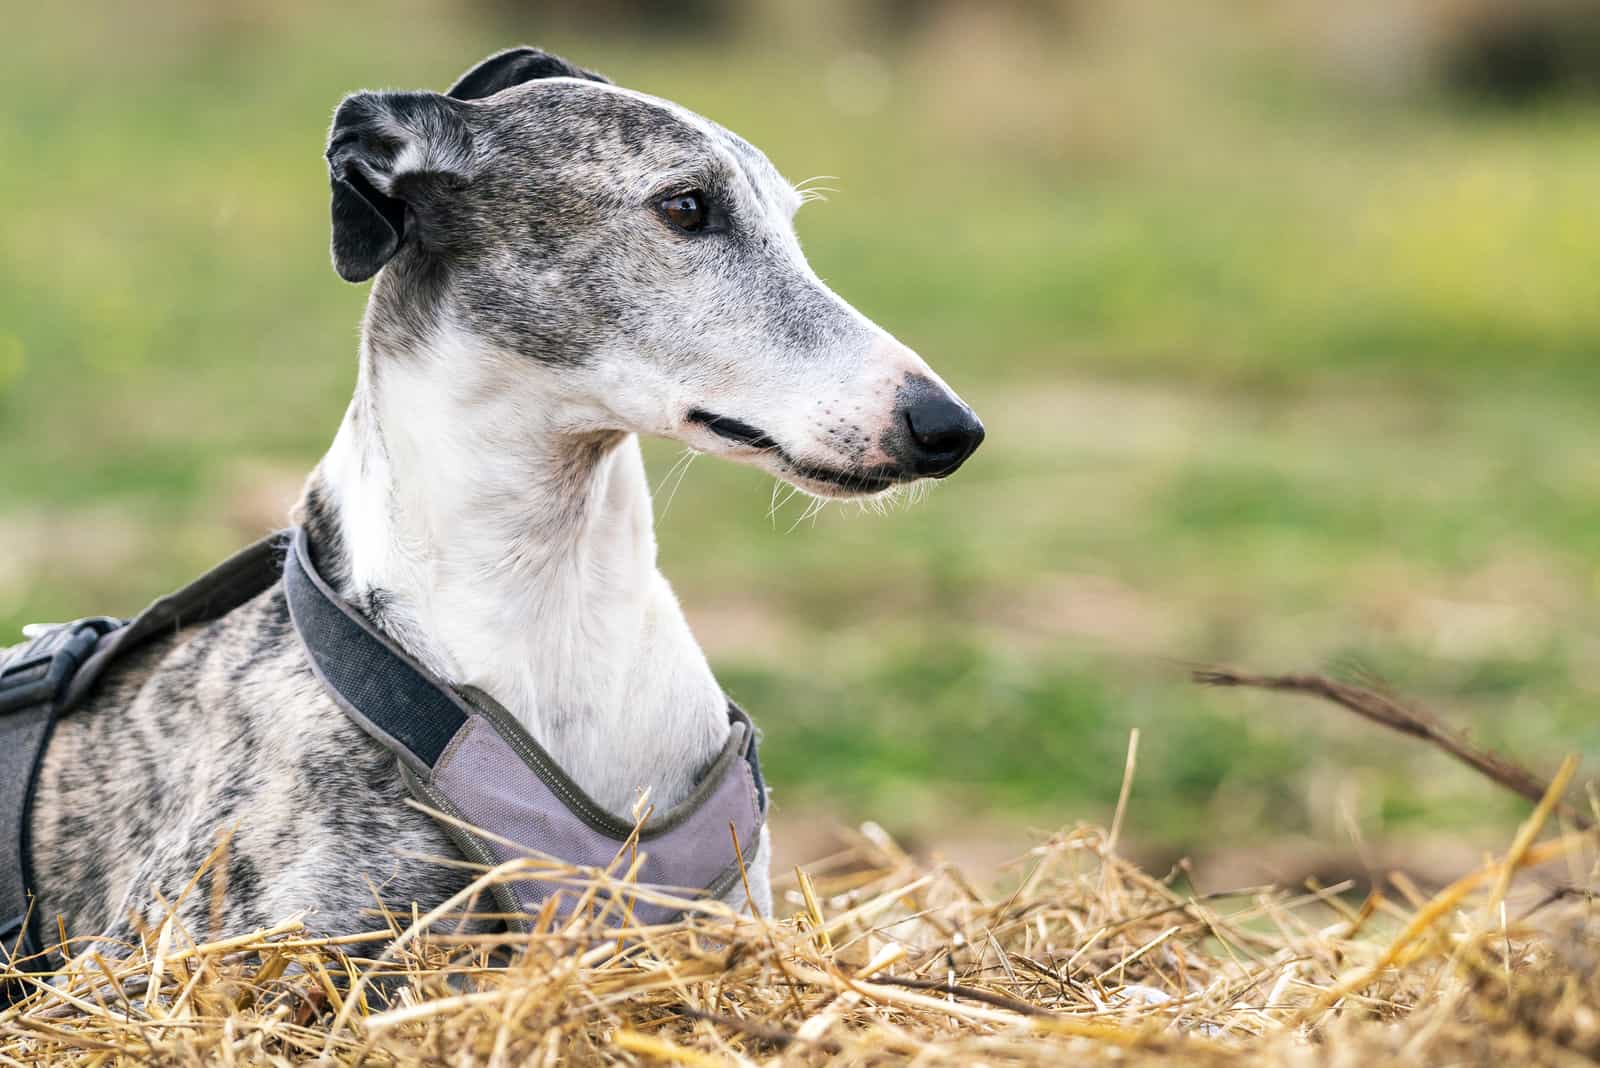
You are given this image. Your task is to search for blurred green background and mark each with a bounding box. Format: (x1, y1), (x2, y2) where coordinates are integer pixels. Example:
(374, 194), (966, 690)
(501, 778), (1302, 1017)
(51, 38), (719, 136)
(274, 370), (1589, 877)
(3, 0), (1597, 871)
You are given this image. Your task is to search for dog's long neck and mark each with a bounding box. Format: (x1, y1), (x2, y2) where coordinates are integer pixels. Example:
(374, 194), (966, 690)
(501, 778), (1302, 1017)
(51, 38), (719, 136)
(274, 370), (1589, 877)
(299, 324), (729, 817)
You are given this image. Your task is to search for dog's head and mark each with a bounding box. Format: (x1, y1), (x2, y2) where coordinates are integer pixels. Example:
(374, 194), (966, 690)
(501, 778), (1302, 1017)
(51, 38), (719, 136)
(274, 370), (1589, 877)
(326, 48), (982, 499)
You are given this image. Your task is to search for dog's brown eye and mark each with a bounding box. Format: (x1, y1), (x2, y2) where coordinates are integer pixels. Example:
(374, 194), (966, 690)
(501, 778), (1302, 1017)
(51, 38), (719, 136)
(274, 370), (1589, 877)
(660, 191), (708, 233)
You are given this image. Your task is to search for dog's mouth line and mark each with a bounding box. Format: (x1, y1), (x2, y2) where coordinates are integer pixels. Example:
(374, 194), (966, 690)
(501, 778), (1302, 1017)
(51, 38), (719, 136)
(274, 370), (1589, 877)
(686, 408), (780, 451)
(785, 463), (897, 495)
(686, 408), (897, 496)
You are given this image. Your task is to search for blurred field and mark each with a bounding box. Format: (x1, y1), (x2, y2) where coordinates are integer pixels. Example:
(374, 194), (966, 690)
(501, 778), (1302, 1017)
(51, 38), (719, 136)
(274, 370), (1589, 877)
(2, 1), (1597, 860)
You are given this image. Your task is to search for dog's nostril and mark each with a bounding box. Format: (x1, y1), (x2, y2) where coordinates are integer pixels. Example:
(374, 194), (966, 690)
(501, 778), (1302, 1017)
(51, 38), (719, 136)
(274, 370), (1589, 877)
(908, 418), (971, 455)
(901, 392), (984, 478)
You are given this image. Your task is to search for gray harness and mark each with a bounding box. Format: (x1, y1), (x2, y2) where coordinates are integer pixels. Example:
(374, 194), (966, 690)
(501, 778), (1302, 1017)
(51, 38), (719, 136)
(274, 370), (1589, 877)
(1, 529), (766, 1003)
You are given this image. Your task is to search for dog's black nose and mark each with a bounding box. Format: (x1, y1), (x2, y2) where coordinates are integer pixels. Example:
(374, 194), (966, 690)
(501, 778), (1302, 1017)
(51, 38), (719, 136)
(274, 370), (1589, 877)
(900, 387), (985, 478)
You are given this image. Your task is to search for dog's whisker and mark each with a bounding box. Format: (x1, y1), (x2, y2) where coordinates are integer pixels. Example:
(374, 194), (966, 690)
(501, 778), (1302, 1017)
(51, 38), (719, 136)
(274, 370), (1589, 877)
(651, 452), (693, 516)
(768, 478), (782, 524)
(794, 175), (840, 206)
(769, 480), (802, 524)
(787, 494), (830, 533)
(652, 447), (694, 496)
(656, 449), (699, 523)
(784, 505), (810, 535)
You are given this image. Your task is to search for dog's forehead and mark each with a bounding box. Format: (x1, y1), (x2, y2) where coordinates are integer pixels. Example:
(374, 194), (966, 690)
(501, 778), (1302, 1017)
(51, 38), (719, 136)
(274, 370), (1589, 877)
(482, 78), (798, 206)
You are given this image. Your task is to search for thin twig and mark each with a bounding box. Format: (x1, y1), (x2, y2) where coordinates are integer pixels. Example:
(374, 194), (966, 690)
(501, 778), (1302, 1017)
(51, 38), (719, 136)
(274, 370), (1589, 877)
(863, 973), (1053, 1017)
(1193, 667), (1592, 830)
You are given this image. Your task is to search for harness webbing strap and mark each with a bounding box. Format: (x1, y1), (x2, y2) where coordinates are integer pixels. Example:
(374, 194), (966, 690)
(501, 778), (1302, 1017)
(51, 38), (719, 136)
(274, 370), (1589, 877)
(0, 688), (66, 994)
(283, 528), (469, 772)
(0, 698), (56, 1001)
(61, 533), (290, 713)
(2, 619), (116, 952)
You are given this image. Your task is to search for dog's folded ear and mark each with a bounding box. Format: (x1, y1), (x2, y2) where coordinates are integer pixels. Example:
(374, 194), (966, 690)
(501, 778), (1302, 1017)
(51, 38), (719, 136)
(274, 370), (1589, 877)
(325, 91), (474, 283)
(446, 46), (609, 101)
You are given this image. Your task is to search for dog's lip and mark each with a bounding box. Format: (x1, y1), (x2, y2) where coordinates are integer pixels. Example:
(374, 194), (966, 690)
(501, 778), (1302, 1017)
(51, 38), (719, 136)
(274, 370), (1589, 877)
(686, 408), (779, 451)
(685, 407), (898, 497)
(780, 459), (897, 496)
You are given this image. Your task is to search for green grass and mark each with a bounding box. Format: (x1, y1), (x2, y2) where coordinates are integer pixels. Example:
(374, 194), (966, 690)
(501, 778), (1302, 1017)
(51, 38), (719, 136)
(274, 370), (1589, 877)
(1, 2), (1595, 852)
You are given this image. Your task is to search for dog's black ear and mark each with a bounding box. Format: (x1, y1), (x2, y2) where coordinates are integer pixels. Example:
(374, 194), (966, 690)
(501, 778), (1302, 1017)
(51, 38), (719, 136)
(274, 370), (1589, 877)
(446, 46), (610, 101)
(325, 91), (473, 283)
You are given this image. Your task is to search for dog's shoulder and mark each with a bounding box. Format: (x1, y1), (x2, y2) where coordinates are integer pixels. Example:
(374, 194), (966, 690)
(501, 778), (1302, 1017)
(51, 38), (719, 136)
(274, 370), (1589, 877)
(31, 580), (470, 947)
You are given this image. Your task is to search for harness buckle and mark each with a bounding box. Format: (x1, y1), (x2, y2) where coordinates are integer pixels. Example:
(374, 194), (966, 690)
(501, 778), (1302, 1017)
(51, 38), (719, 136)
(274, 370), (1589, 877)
(0, 617), (121, 716)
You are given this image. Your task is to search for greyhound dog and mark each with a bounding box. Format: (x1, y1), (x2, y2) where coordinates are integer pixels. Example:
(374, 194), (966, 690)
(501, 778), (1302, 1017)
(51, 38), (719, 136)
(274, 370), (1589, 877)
(25, 47), (983, 954)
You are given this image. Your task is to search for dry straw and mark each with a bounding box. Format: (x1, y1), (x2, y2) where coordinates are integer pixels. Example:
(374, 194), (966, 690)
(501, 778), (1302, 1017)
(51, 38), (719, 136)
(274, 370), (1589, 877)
(3, 671), (1596, 1066)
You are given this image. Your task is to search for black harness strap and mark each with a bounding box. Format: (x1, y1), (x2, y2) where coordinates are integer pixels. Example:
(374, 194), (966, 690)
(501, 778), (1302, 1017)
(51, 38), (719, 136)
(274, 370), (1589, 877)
(282, 527), (468, 772)
(61, 532), (291, 712)
(0, 617), (117, 998)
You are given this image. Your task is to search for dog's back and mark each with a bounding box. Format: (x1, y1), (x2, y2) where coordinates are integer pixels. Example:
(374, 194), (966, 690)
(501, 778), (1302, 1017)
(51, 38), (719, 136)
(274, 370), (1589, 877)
(29, 583), (469, 953)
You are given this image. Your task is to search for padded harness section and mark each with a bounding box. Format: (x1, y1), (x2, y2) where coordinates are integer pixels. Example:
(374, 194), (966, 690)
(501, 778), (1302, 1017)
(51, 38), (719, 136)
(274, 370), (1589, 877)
(282, 528), (767, 928)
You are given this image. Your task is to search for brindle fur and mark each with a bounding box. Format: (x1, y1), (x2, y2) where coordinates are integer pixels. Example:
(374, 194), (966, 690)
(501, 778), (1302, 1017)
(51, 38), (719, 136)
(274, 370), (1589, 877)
(29, 515), (471, 950)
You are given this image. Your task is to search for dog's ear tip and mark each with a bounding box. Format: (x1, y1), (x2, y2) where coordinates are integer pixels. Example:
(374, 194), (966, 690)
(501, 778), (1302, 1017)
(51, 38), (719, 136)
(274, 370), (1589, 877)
(331, 241), (393, 284)
(330, 90), (378, 123)
(330, 172), (404, 283)
(333, 261), (377, 284)
(447, 46), (609, 100)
